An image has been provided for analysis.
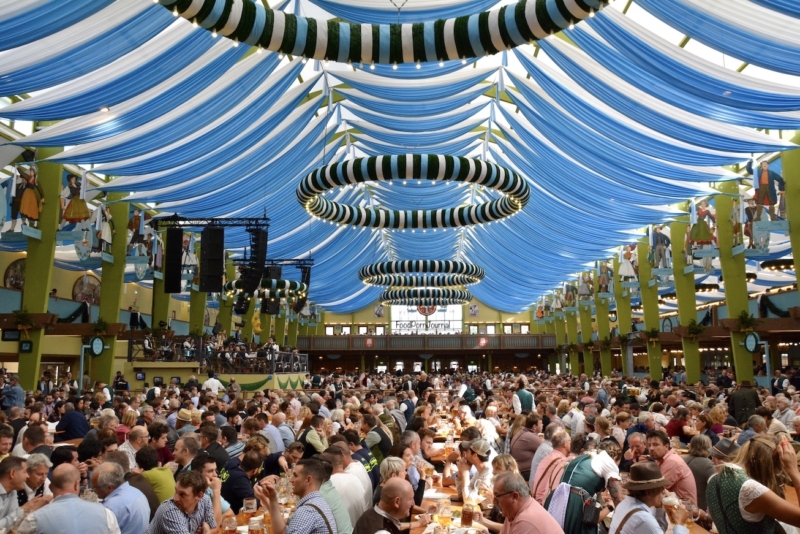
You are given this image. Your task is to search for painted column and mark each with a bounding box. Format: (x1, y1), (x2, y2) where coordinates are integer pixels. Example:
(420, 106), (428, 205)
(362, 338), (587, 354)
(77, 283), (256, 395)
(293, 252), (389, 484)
(94, 192), (130, 384)
(716, 180), (754, 384)
(360, 353), (365, 373)
(18, 144), (62, 390)
(554, 315), (566, 376)
(613, 257), (633, 375)
(287, 318), (299, 348)
(594, 275), (613, 378)
(274, 312), (287, 347)
(216, 253), (235, 337)
(780, 147), (800, 305)
(670, 219), (702, 384)
(315, 313), (325, 335)
(299, 322), (309, 336)
(240, 301), (257, 343)
(578, 278), (595, 376)
(566, 309), (580, 376)
(637, 242), (663, 380)
(261, 313), (273, 342)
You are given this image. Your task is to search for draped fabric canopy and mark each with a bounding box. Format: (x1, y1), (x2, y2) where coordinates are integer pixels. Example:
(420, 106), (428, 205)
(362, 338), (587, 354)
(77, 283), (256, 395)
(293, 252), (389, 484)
(0, 0), (796, 314)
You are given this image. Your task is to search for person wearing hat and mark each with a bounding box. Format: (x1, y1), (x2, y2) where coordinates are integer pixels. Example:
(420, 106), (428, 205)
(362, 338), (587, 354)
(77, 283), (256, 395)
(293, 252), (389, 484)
(607, 461), (689, 534)
(456, 439), (493, 502)
(710, 438), (740, 466)
(3, 375), (25, 414)
(175, 409), (196, 437)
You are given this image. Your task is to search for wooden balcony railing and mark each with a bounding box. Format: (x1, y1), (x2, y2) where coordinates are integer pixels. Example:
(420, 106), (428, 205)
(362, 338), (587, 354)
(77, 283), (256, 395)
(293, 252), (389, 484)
(296, 333), (557, 352)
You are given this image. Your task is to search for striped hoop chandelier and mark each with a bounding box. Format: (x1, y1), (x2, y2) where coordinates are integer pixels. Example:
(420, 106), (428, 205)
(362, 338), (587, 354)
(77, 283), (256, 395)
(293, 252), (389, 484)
(297, 155), (529, 230)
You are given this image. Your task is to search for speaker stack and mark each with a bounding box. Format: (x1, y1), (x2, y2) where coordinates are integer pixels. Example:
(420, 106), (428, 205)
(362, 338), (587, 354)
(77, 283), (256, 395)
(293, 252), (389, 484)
(199, 227), (225, 292)
(233, 229), (268, 315)
(163, 227), (184, 293)
(261, 266), (282, 315)
(292, 266), (312, 313)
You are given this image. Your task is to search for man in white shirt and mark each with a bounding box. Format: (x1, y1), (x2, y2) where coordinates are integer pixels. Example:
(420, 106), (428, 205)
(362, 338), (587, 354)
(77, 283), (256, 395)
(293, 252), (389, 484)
(332, 442), (372, 512)
(774, 396), (796, 428)
(202, 371), (225, 395)
(322, 447), (367, 527)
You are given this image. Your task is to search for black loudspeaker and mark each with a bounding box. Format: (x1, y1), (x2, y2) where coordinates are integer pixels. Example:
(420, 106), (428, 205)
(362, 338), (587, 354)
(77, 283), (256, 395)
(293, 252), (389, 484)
(163, 228), (184, 294)
(261, 266), (282, 315)
(200, 227), (225, 292)
(292, 266), (311, 314)
(233, 229), (268, 315)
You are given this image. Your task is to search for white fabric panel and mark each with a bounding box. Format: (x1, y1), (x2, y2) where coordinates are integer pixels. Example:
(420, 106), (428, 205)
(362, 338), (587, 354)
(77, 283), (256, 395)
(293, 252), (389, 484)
(0, 145), (25, 170)
(348, 116), (485, 135)
(0, 0), (152, 75)
(20, 38), (238, 144)
(486, 9), (505, 52)
(344, 100), (488, 121)
(682, 0), (800, 47)
(511, 61), (752, 160)
(314, 20), (328, 59)
(0, 0), (50, 20)
(563, 0), (592, 19)
(546, 37), (797, 146)
(524, 0), (549, 39)
(182, 0), (206, 20)
(443, 18), (458, 60)
(361, 24), (372, 63)
(47, 52), (276, 159)
(3, 20), (195, 115)
(219, 0), (243, 37)
(96, 69), (319, 180)
(352, 131), (482, 148)
(301, 0), (499, 11)
(332, 65), (496, 87)
(125, 97), (328, 202)
(401, 23), (414, 63)
(335, 85), (487, 104)
(599, 9), (800, 97)
(268, 10), (286, 50)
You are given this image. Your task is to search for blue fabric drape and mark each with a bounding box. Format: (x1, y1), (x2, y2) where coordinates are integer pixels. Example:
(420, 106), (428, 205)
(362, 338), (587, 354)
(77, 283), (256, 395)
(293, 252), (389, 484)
(586, 11), (800, 111)
(48, 54), (284, 164)
(344, 101), (489, 132)
(506, 68), (741, 167)
(0, 30), (219, 121)
(361, 57), (478, 79)
(523, 46), (794, 153)
(14, 46), (248, 147)
(335, 85), (490, 117)
(750, 0), (800, 18)
(0, 0), (116, 51)
(636, 0), (800, 76)
(562, 28), (800, 129)
(331, 68), (495, 101)
(0, 5), (174, 97)
(303, 0), (500, 23)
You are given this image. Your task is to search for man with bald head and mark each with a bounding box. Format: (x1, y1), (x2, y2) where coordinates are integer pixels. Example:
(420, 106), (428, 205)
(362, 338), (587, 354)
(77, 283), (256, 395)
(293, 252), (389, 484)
(119, 426), (149, 470)
(92, 462), (150, 534)
(17, 464), (120, 534)
(353, 478), (420, 534)
(273, 412), (296, 449)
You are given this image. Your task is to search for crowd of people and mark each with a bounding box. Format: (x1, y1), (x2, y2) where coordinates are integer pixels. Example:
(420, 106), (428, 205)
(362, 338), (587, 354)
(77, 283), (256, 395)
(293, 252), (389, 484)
(2, 367), (800, 534)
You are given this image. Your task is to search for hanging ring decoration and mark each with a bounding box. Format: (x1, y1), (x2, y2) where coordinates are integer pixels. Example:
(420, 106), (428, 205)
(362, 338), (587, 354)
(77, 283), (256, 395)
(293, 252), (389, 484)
(380, 288), (472, 305)
(361, 273), (481, 287)
(258, 289), (305, 299)
(359, 260), (484, 281)
(158, 0), (606, 66)
(298, 155), (529, 229)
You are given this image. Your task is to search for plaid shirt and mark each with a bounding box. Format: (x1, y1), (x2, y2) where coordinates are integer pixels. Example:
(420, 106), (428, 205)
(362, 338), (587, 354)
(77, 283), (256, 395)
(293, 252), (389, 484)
(286, 492), (338, 534)
(146, 494), (217, 534)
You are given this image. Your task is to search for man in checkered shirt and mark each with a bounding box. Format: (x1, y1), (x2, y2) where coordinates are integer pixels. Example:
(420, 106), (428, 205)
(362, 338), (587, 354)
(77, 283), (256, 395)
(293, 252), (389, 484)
(146, 471), (217, 534)
(257, 458), (338, 534)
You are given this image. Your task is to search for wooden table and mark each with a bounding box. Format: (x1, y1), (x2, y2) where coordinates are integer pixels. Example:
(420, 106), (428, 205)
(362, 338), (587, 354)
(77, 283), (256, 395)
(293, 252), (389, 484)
(411, 487), (462, 534)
